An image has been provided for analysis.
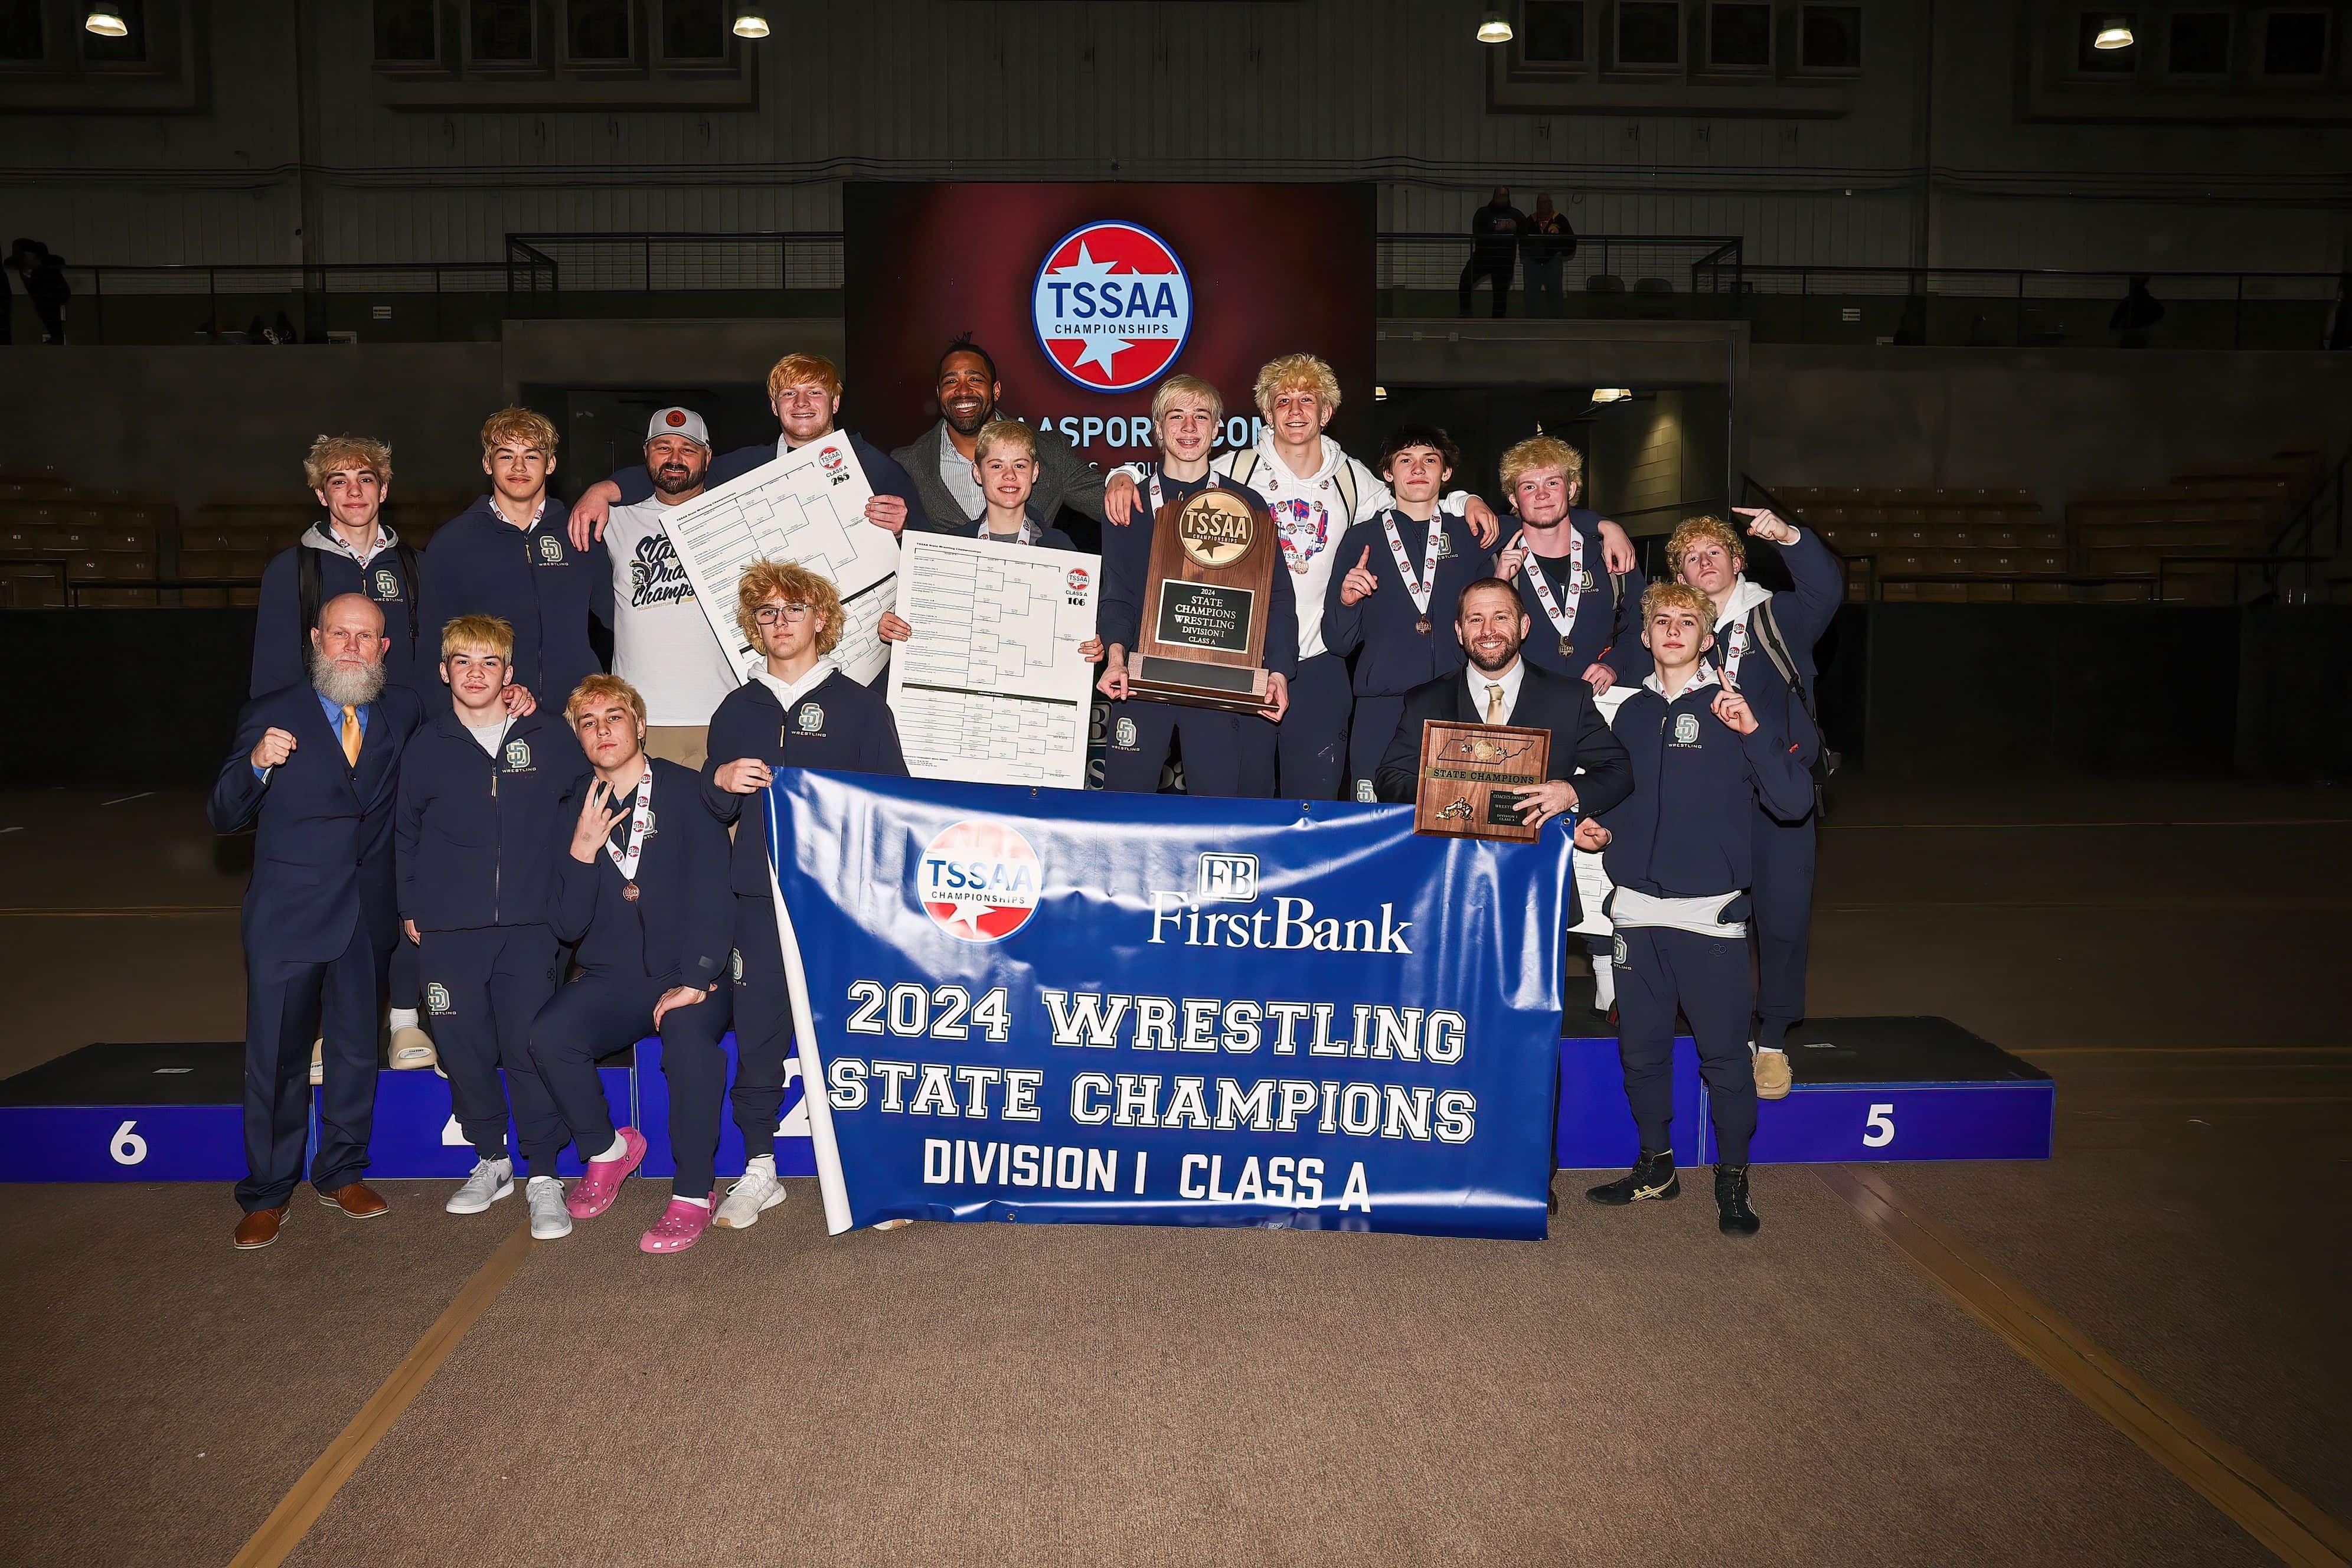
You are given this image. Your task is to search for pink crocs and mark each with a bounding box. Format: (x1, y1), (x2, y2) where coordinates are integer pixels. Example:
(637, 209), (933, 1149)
(639, 1195), (716, 1254)
(564, 1127), (646, 1220)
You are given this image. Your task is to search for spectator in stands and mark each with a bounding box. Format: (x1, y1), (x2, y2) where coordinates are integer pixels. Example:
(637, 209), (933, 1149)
(1459, 187), (1525, 319)
(1520, 194), (1576, 318)
(420, 407), (604, 737)
(599, 406), (741, 770)
(563, 352), (928, 563)
(891, 335), (1109, 547)
(9, 239), (68, 344)
(1668, 508), (1842, 1102)
(2109, 276), (2165, 348)
(209, 592), (426, 1249)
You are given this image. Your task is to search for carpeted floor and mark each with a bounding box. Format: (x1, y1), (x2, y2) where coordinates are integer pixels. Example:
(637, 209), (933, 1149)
(0, 782), (2344, 1566)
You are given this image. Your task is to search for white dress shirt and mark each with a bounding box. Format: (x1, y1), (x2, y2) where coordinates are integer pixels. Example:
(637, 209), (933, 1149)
(1465, 658), (1527, 724)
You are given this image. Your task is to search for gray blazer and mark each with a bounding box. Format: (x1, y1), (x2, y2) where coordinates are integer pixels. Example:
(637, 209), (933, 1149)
(891, 419), (1109, 534)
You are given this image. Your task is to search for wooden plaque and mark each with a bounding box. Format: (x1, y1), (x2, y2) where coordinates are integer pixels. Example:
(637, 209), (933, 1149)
(1413, 720), (1554, 842)
(1128, 486), (1278, 714)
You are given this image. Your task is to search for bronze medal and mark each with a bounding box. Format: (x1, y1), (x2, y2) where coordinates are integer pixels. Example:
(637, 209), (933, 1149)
(1559, 638), (1574, 657)
(621, 881), (640, 902)
(1415, 616), (1432, 635)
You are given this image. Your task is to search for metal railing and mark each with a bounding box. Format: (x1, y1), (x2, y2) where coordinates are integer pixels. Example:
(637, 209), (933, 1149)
(2260, 440), (2349, 603)
(1377, 232), (1743, 317)
(1694, 262), (2348, 351)
(35, 259), (554, 345)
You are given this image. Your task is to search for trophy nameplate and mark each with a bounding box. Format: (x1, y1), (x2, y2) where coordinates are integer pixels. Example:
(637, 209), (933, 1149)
(1128, 486), (1278, 715)
(1413, 720), (1554, 843)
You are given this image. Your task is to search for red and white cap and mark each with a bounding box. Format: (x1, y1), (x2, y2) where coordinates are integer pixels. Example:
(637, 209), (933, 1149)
(646, 407), (710, 447)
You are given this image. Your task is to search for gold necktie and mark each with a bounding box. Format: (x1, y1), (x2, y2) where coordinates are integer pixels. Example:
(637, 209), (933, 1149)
(1485, 683), (1505, 724)
(340, 704), (362, 767)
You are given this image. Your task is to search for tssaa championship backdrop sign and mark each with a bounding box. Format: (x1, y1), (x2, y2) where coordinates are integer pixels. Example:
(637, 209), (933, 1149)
(842, 182), (1377, 469)
(764, 771), (1567, 1242)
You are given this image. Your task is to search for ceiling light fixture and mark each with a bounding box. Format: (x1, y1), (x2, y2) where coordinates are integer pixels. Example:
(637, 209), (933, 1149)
(2093, 18), (2134, 49)
(1590, 387), (1632, 404)
(733, 5), (770, 39)
(1478, 12), (1513, 44)
(84, 5), (127, 36)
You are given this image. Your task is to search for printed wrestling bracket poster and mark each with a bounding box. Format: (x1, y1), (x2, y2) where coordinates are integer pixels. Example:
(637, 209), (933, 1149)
(842, 183), (1377, 471)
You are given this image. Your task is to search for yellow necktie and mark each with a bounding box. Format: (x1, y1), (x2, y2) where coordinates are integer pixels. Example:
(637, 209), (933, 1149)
(340, 704), (362, 767)
(1485, 683), (1505, 724)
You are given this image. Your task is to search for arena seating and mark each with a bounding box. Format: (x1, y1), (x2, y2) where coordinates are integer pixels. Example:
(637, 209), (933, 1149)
(1775, 446), (2325, 605)
(0, 473), (476, 610)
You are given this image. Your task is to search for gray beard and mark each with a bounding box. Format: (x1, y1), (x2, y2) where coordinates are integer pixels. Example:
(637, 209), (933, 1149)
(311, 649), (387, 708)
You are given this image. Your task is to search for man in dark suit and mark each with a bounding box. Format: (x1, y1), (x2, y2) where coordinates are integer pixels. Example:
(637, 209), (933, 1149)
(1374, 577), (1633, 854)
(209, 592), (427, 1249)
(890, 335), (1108, 547)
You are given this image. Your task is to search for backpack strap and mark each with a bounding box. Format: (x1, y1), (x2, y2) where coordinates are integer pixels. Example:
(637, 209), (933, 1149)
(1226, 449), (1259, 489)
(295, 545), (321, 668)
(1333, 458), (1359, 522)
(394, 541), (421, 656)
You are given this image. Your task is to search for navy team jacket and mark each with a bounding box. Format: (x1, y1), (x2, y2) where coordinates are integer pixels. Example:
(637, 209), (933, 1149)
(419, 496), (607, 714)
(1703, 528), (1843, 768)
(607, 430), (929, 534)
(1098, 466), (1298, 678)
(1503, 507), (1650, 686)
(1319, 508), (1488, 696)
(395, 707), (584, 933)
(703, 670), (909, 899)
(1600, 674), (1815, 900)
(548, 759), (733, 989)
(251, 530), (425, 698)
(207, 680), (426, 964)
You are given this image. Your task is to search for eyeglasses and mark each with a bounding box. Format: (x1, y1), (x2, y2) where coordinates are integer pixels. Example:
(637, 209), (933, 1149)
(753, 602), (814, 626)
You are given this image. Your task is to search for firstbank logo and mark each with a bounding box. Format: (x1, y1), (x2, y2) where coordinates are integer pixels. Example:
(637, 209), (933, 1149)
(1151, 853), (1411, 955)
(1031, 221), (1191, 393)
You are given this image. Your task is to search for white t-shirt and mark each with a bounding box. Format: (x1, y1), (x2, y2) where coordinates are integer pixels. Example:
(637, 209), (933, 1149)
(463, 716), (510, 756)
(604, 496), (742, 727)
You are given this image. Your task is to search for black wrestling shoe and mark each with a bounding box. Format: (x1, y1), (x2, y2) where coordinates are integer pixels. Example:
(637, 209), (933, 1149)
(1585, 1150), (1679, 1206)
(1714, 1164), (1760, 1236)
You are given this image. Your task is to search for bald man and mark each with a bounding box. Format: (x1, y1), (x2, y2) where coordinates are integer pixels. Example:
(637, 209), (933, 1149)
(209, 593), (427, 1249)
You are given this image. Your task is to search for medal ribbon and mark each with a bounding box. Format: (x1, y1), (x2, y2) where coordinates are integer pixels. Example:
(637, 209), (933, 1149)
(1145, 468), (1219, 518)
(603, 769), (653, 884)
(1381, 508), (1445, 619)
(1716, 614), (1750, 690)
(1518, 524), (1587, 639)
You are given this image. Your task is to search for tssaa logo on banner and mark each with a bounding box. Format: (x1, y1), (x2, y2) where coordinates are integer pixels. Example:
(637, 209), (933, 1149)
(765, 773), (1572, 1242)
(1031, 221), (1192, 393)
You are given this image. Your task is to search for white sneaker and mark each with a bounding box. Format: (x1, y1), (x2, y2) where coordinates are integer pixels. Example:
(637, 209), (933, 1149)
(714, 1155), (786, 1230)
(309, 1039), (324, 1086)
(871, 1219), (913, 1232)
(526, 1175), (572, 1239)
(388, 1025), (438, 1071)
(445, 1157), (514, 1214)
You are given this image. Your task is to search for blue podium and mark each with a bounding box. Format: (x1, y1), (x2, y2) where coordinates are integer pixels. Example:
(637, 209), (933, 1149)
(2, 1012), (2049, 1184)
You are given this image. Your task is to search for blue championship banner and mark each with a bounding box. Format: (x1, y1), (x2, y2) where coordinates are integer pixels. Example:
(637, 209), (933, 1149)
(765, 771), (1571, 1242)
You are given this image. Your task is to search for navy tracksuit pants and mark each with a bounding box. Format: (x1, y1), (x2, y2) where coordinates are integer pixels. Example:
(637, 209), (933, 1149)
(1613, 924), (1758, 1166)
(1278, 652), (1352, 801)
(532, 972), (733, 1200)
(237, 919), (387, 1211)
(417, 925), (567, 1175)
(1750, 811), (1817, 1051)
(1102, 700), (1276, 798)
(1344, 692), (1408, 802)
(730, 894), (796, 1162)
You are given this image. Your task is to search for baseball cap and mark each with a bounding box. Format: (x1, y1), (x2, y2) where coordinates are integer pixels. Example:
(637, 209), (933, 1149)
(646, 407), (710, 447)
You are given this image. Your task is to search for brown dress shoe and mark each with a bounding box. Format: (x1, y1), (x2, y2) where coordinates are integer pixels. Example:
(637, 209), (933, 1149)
(234, 1205), (290, 1250)
(317, 1182), (390, 1219)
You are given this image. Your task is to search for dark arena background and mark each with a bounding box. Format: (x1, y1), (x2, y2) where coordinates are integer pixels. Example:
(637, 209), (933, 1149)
(2, 4), (2350, 1566)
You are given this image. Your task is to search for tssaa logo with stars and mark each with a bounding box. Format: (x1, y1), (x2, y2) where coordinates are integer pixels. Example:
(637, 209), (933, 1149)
(917, 820), (1043, 943)
(1031, 221), (1191, 393)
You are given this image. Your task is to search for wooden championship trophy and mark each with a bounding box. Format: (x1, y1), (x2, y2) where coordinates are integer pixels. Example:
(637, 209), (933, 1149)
(1413, 720), (1553, 843)
(1126, 486), (1280, 715)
